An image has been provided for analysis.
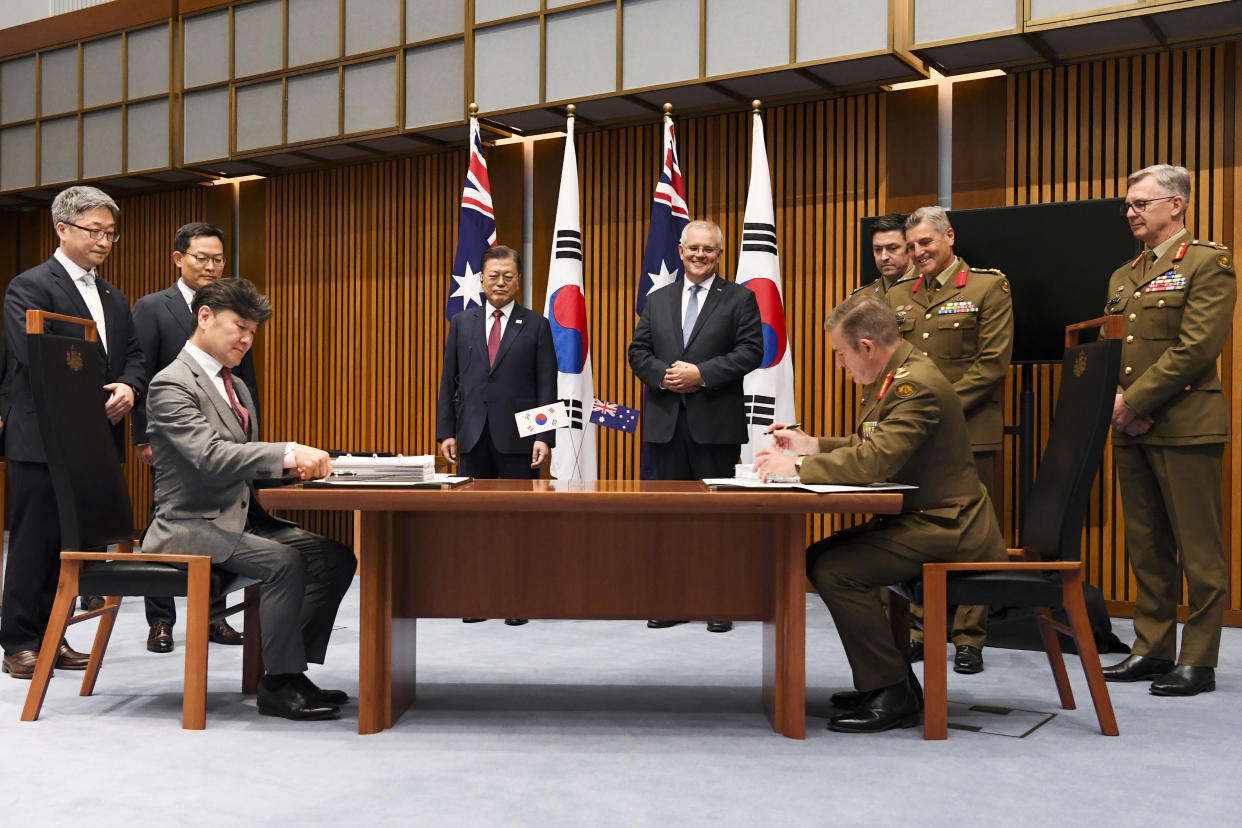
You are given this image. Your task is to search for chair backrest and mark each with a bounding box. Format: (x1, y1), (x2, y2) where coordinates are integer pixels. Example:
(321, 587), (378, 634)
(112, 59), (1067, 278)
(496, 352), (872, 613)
(25, 312), (134, 549)
(1020, 337), (1122, 562)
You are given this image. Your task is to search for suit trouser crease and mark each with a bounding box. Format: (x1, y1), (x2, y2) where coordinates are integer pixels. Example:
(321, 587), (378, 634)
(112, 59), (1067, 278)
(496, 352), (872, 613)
(1114, 442), (1226, 667)
(217, 523), (354, 675)
(1, 461), (63, 654)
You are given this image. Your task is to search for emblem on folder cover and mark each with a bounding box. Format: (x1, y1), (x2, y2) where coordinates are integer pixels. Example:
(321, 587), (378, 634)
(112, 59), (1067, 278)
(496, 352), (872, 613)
(1073, 351), (1087, 377)
(65, 344), (83, 372)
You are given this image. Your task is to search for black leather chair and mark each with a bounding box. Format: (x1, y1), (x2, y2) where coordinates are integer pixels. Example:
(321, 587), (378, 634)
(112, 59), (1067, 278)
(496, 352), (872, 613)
(893, 332), (1122, 740)
(19, 310), (262, 730)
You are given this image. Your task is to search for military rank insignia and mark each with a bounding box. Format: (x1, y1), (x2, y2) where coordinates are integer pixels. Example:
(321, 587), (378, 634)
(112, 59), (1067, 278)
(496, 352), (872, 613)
(1219, 254), (1232, 270)
(1146, 270), (1187, 292)
(1001, 278), (1010, 293)
(861, 421), (879, 440)
(894, 382), (916, 398)
(937, 300), (978, 315)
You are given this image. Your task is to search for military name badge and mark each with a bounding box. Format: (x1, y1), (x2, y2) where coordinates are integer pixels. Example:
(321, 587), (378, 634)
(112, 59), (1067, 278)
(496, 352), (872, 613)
(894, 382), (916, 398)
(861, 421), (879, 440)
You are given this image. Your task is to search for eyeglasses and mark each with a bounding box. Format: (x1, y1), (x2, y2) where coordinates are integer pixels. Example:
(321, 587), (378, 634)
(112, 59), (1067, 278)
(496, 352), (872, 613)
(187, 252), (226, 267)
(63, 221), (120, 243)
(483, 272), (518, 283)
(1121, 196), (1176, 215)
(682, 245), (719, 255)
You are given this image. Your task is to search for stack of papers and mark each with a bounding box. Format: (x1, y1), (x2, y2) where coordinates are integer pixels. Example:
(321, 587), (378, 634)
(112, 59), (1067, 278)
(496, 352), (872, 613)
(702, 478), (916, 494)
(331, 454), (436, 481)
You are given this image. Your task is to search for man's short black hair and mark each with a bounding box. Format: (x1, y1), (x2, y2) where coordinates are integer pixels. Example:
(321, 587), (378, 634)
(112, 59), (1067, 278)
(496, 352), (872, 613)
(192, 277), (272, 324)
(481, 244), (522, 277)
(870, 214), (907, 239)
(174, 222), (225, 254)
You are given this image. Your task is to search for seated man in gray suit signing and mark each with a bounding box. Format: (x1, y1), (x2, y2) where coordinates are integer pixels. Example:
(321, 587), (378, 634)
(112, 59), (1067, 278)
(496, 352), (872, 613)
(144, 278), (356, 721)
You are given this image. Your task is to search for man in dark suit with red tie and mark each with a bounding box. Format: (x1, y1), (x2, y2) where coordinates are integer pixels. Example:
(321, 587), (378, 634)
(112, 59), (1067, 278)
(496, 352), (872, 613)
(2, 186), (146, 679)
(130, 222), (253, 653)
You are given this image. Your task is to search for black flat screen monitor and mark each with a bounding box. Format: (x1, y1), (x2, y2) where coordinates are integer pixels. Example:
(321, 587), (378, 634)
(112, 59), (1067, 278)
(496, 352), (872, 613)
(860, 200), (1137, 363)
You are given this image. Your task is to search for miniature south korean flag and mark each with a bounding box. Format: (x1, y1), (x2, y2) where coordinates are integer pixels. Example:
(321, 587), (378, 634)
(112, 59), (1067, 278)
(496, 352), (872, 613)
(515, 401), (568, 437)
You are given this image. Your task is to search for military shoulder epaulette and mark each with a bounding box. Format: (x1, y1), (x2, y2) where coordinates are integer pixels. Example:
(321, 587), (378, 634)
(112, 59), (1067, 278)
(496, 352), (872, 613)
(849, 281), (877, 296)
(1189, 239), (1229, 251)
(969, 266), (1004, 275)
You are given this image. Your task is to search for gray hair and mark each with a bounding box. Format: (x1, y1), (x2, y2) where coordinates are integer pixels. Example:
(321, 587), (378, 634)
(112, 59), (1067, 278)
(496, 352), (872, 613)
(904, 205), (951, 235)
(51, 185), (119, 227)
(1128, 164), (1191, 201)
(680, 219), (724, 250)
(824, 293), (900, 348)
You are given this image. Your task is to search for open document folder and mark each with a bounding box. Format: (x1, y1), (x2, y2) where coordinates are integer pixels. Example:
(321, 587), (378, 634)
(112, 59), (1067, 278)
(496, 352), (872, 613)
(702, 478), (916, 494)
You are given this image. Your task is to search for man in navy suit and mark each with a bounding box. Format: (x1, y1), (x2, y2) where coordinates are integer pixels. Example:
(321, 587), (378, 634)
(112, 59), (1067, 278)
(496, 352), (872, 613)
(437, 245), (558, 480)
(628, 219), (764, 632)
(130, 222), (253, 653)
(2, 186), (146, 679)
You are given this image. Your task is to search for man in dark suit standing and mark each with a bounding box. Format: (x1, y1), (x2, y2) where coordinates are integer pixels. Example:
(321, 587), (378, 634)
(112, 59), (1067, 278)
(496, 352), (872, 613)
(437, 245), (558, 627)
(131, 222), (251, 653)
(628, 219), (764, 633)
(145, 278), (355, 720)
(1, 186), (146, 679)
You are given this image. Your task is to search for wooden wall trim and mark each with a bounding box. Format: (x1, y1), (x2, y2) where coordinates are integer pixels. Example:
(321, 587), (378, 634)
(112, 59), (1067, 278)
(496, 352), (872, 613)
(0, 0), (175, 59)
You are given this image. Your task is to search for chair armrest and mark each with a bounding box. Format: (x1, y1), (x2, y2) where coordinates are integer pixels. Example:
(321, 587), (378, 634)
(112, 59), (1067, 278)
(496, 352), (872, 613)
(924, 561), (1082, 573)
(61, 551), (213, 566)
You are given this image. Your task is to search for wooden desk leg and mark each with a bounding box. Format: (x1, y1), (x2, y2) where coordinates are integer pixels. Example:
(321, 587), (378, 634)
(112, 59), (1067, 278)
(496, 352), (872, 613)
(356, 511), (416, 735)
(763, 514), (807, 739)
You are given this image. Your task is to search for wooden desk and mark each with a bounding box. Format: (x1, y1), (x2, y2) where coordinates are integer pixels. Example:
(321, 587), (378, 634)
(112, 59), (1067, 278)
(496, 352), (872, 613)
(259, 479), (903, 738)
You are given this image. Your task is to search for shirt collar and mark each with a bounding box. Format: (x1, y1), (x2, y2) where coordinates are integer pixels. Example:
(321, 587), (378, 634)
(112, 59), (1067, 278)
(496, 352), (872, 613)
(486, 300), (515, 318)
(1149, 229), (1189, 262)
(932, 257), (962, 290)
(685, 274), (716, 293)
(184, 340), (225, 379)
(54, 248), (93, 283)
(176, 278), (196, 306)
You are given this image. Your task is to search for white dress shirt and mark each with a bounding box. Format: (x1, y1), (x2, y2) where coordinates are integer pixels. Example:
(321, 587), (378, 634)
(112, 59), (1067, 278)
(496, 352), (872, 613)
(484, 300), (515, 347)
(183, 341), (295, 467)
(54, 248), (108, 351)
(680, 273), (716, 327)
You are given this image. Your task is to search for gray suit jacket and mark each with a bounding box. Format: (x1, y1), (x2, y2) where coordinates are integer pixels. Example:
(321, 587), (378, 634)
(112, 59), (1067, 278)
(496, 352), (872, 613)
(143, 349), (287, 564)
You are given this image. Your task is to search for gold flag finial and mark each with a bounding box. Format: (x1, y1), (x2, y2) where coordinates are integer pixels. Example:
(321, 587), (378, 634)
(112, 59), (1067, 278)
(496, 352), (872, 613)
(663, 102), (673, 116)
(566, 104), (576, 117)
(751, 99), (762, 112)
(468, 102), (478, 117)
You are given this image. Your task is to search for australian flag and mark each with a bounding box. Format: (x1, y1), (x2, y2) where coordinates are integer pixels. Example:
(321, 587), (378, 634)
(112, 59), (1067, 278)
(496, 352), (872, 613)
(636, 115), (689, 315)
(590, 399), (640, 434)
(446, 115), (497, 319)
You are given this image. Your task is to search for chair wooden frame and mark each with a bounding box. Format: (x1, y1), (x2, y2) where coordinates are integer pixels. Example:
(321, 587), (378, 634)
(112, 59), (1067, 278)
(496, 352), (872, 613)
(21, 543), (262, 730)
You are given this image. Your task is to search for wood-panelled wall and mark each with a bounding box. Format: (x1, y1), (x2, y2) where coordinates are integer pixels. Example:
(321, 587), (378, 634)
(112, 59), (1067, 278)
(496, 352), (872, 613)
(2, 43), (1239, 624)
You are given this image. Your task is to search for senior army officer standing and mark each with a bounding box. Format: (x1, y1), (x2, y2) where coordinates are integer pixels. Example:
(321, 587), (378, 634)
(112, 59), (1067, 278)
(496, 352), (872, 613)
(885, 205), (1013, 674)
(754, 293), (1005, 732)
(1100, 164), (1235, 697)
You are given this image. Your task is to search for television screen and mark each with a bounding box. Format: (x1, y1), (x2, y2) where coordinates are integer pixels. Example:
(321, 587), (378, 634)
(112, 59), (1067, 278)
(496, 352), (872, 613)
(860, 200), (1138, 363)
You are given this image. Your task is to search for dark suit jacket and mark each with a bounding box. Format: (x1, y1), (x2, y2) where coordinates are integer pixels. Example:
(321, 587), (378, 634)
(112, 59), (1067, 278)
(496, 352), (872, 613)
(130, 281), (260, 445)
(2, 255), (146, 463)
(628, 276), (763, 446)
(436, 303), (558, 455)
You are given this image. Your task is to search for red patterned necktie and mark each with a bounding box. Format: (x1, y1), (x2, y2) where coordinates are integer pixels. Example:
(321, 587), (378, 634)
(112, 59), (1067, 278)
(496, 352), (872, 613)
(488, 308), (503, 366)
(220, 367), (250, 434)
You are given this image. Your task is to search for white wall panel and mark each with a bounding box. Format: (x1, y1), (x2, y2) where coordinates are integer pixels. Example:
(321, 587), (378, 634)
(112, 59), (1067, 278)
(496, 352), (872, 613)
(127, 98), (169, 171)
(797, 0), (889, 62)
(475, 0), (539, 25)
(288, 0), (341, 67)
(236, 80), (284, 150)
(914, 0), (1019, 44)
(344, 58), (397, 133)
(184, 11), (230, 88)
(622, 0), (700, 90)
(286, 69), (339, 142)
(82, 107), (122, 178)
(705, 0), (789, 77)
(183, 87), (230, 162)
(473, 19), (540, 112)
(545, 5), (616, 101)
(346, 0), (400, 54)
(234, 0), (284, 78)
(1, 57), (38, 124)
(82, 36), (123, 107)
(40, 47), (80, 117)
(0, 125), (37, 190)
(405, 39), (464, 127)
(39, 115), (79, 183)
(406, 0), (465, 41)
(127, 25), (170, 99)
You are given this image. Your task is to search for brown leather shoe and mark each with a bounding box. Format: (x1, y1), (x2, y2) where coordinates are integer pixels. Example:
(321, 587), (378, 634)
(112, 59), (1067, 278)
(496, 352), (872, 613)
(55, 639), (90, 670)
(2, 650), (47, 680)
(147, 621), (174, 653)
(208, 619), (244, 645)
(80, 595), (105, 612)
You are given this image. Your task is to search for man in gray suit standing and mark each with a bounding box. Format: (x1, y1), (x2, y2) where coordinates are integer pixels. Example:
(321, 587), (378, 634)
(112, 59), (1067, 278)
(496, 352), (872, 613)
(144, 278), (355, 721)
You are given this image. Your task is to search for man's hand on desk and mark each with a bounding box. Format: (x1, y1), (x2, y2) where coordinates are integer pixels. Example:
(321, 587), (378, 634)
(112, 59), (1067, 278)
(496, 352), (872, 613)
(753, 447), (798, 482)
(531, 440), (549, 468)
(290, 444), (332, 480)
(764, 423), (817, 455)
(440, 437), (458, 465)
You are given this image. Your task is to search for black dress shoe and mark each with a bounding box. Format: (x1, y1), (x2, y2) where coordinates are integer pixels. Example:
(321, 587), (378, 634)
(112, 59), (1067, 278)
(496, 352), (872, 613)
(954, 645), (984, 674)
(829, 689), (868, 710)
(2, 650), (47, 680)
(504, 619), (528, 626)
(208, 619), (244, 645)
(829, 673), (923, 733)
(1149, 665), (1215, 697)
(258, 680), (340, 720)
(907, 640), (924, 663)
(294, 673), (350, 705)
(706, 621), (733, 633)
(647, 620), (689, 629)
(147, 621), (174, 653)
(462, 618), (486, 623)
(55, 639), (91, 670)
(1101, 654), (1174, 683)
(79, 595), (105, 612)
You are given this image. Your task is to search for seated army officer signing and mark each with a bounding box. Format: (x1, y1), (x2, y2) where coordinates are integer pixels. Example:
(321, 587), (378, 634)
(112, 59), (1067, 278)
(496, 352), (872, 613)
(754, 293), (1006, 733)
(144, 278), (356, 721)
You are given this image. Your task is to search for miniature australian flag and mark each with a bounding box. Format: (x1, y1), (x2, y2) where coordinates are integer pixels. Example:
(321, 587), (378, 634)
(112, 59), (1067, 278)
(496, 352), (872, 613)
(589, 399), (640, 434)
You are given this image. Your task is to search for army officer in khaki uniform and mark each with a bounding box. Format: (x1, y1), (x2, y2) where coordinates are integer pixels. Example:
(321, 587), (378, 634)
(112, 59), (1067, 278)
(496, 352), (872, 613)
(754, 294), (1006, 733)
(1101, 164), (1235, 697)
(862, 213), (918, 297)
(883, 205), (1014, 674)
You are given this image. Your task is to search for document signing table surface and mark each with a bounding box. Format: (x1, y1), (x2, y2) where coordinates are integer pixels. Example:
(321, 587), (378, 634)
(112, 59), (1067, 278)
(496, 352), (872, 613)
(258, 479), (903, 738)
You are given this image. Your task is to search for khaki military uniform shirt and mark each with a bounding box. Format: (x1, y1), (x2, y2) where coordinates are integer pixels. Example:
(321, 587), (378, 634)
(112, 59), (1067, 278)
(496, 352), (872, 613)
(856, 266), (918, 298)
(798, 341), (1005, 564)
(1107, 228), (1235, 445)
(885, 258), (1014, 453)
